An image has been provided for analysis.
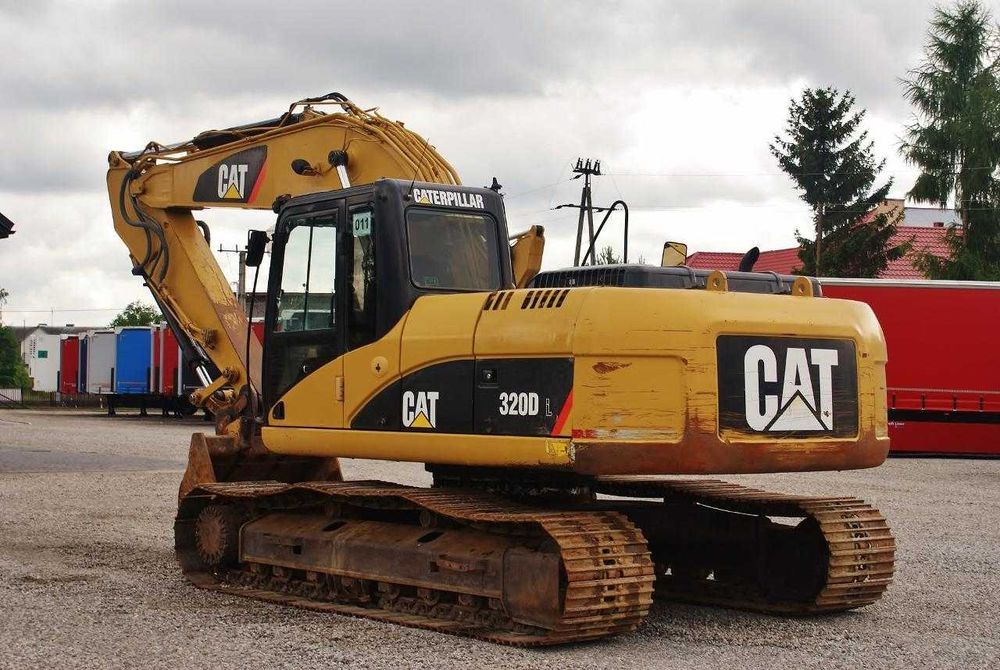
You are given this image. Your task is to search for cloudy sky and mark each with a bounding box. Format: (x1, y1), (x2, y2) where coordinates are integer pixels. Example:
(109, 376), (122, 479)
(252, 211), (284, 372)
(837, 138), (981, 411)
(0, 0), (985, 326)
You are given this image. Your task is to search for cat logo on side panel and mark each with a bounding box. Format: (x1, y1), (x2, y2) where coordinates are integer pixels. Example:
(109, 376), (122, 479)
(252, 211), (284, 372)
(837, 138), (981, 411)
(402, 391), (439, 429)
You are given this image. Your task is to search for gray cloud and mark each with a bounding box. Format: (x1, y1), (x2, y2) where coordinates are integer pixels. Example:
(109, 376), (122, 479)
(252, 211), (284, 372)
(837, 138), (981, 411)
(0, 0), (985, 324)
(0, 0), (948, 194)
(0, 1), (940, 113)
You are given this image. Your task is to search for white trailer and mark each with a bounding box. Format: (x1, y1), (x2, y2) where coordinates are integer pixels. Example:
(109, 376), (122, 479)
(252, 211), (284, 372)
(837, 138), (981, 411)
(84, 330), (116, 395)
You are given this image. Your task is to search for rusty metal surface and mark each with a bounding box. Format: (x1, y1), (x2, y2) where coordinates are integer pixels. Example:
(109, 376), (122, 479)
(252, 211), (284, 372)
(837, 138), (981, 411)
(175, 481), (654, 646)
(178, 432), (340, 500)
(240, 515), (527, 604)
(570, 425), (890, 475)
(594, 477), (895, 614)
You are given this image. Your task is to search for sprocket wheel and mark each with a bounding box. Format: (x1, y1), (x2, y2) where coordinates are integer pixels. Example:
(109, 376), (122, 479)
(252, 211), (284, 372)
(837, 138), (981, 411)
(195, 504), (243, 567)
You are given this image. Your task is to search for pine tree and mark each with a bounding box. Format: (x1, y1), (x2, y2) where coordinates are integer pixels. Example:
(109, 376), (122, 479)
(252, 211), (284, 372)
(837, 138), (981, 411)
(771, 88), (907, 277)
(902, 0), (1000, 280)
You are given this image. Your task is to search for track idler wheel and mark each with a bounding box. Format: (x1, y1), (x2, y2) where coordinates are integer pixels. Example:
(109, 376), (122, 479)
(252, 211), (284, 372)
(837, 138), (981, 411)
(195, 504), (244, 567)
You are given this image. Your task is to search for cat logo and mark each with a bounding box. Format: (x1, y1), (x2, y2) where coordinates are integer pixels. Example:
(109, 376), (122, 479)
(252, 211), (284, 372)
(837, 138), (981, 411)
(192, 146), (268, 204)
(717, 335), (858, 438)
(218, 163), (249, 199)
(402, 390), (439, 429)
(743, 345), (838, 431)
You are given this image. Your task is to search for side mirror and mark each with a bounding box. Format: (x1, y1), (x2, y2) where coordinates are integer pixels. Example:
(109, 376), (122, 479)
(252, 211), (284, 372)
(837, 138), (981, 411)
(661, 241), (688, 267)
(246, 230), (270, 267)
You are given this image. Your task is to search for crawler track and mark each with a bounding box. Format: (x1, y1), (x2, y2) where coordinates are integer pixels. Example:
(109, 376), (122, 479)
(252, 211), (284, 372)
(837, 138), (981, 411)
(175, 477), (893, 645)
(594, 477), (895, 614)
(175, 481), (655, 646)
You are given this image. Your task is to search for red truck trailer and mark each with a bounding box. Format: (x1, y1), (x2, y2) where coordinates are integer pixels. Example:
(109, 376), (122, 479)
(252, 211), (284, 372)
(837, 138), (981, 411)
(821, 278), (1000, 456)
(58, 335), (80, 396)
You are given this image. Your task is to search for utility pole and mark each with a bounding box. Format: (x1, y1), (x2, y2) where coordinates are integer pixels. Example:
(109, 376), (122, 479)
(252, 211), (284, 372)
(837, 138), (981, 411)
(555, 158), (630, 266)
(218, 244), (248, 308)
(571, 158), (600, 266)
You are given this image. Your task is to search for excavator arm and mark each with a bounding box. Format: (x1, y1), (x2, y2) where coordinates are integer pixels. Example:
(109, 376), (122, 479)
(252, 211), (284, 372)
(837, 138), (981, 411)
(107, 94), (461, 432)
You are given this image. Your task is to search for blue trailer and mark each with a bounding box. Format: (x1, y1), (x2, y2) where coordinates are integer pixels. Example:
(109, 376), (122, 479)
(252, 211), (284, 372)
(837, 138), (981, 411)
(114, 327), (152, 395)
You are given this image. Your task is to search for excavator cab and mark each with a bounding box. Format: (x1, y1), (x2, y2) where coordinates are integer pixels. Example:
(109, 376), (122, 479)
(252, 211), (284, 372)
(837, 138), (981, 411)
(262, 179), (511, 413)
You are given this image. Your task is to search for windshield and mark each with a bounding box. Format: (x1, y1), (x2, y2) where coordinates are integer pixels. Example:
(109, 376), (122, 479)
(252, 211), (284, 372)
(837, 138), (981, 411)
(406, 208), (501, 290)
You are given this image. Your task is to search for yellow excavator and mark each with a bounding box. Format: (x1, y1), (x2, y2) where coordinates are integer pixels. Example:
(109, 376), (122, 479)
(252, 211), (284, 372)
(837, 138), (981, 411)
(107, 93), (894, 645)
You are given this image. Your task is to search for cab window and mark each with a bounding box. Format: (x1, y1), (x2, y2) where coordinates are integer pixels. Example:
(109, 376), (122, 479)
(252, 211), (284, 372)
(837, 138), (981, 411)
(406, 209), (501, 291)
(275, 215), (336, 332)
(266, 211), (339, 404)
(348, 206), (377, 350)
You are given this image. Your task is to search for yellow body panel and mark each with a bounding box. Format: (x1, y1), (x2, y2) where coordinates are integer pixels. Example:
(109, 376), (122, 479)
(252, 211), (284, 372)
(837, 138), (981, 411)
(343, 315), (408, 426)
(261, 285), (890, 475)
(268, 356), (344, 429)
(399, 293), (484, 374)
(262, 427), (572, 468)
(475, 289), (580, 356)
(572, 355), (687, 442)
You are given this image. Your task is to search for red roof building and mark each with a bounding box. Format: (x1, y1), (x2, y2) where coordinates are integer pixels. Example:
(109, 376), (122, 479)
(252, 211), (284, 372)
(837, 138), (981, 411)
(686, 226), (951, 279)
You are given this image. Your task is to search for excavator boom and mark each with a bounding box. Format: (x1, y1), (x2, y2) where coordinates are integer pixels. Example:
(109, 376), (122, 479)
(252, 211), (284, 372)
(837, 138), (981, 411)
(107, 94), (460, 429)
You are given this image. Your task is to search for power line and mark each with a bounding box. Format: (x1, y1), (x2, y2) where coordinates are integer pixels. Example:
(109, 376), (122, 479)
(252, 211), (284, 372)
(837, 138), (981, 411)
(620, 203), (1000, 213)
(504, 177), (574, 200)
(605, 166), (1000, 178)
(3, 307), (124, 313)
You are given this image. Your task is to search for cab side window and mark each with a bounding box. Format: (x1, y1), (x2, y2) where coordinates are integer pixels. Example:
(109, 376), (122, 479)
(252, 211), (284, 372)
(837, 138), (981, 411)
(275, 218), (337, 332)
(267, 212), (339, 403)
(348, 207), (376, 350)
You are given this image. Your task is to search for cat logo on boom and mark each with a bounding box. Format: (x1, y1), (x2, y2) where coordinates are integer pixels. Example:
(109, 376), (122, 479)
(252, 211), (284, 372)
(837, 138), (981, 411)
(218, 163), (249, 199)
(402, 391), (439, 429)
(192, 146), (268, 204)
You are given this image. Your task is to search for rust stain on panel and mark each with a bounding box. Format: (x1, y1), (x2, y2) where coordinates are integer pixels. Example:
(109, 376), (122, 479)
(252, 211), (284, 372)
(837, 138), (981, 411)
(592, 361), (633, 375)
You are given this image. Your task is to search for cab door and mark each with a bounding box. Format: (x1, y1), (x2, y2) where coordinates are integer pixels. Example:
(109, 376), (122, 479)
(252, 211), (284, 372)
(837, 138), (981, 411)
(341, 201), (404, 429)
(264, 205), (347, 428)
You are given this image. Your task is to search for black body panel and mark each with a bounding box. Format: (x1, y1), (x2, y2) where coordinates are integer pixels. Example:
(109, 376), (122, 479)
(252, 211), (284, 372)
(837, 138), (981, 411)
(352, 357), (574, 437)
(475, 358), (573, 435)
(717, 335), (858, 438)
(531, 264), (821, 296)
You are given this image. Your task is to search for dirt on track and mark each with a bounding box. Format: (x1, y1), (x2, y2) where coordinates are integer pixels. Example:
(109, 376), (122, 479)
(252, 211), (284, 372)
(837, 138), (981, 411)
(0, 409), (998, 670)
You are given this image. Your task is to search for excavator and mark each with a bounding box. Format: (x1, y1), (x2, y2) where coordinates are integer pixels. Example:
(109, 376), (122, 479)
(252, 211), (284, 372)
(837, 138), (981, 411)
(107, 93), (894, 645)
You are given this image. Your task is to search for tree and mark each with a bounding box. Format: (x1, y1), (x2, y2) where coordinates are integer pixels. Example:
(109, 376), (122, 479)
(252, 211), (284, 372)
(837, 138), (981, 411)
(902, 0), (1000, 280)
(0, 288), (30, 388)
(0, 326), (30, 388)
(593, 246), (645, 265)
(109, 301), (163, 328)
(595, 246), (621, 265)
(771, 88), (908, 277)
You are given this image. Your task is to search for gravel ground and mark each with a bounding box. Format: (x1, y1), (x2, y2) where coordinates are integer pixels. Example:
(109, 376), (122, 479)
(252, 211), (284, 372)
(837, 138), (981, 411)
(0, 408), (997, 670)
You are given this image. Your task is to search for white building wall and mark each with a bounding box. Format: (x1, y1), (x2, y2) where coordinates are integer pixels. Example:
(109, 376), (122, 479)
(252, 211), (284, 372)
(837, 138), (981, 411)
(903, 207), (962, 228)
(24, 331), (60, 391)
